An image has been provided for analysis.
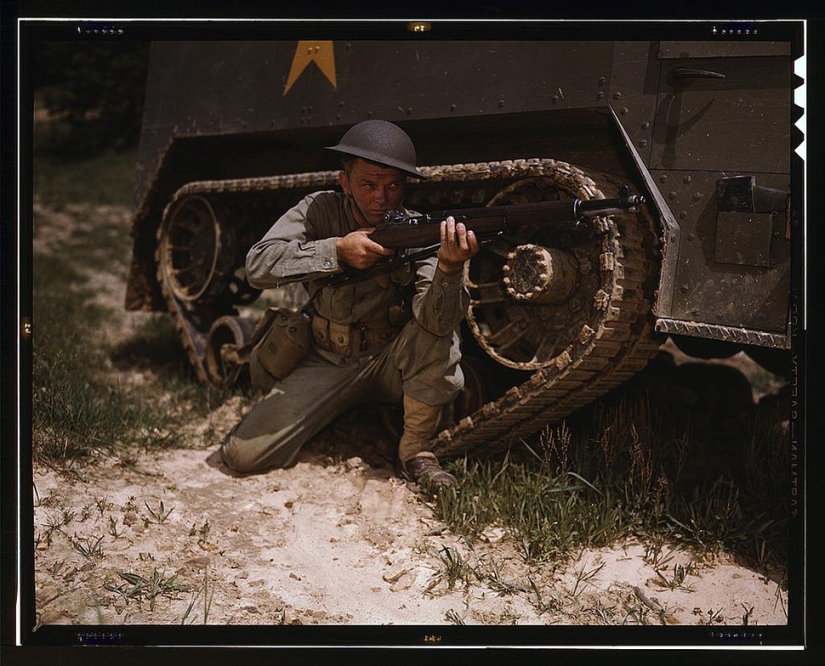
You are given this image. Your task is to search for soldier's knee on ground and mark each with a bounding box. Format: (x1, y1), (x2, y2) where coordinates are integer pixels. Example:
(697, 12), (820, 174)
(220, 436), (257, 474)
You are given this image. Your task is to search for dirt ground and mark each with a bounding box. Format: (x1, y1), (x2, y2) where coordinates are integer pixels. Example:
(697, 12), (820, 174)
(30, 202), (789, 634)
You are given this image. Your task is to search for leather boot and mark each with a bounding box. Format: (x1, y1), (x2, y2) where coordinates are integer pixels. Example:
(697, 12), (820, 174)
(398, 394), (457, 491)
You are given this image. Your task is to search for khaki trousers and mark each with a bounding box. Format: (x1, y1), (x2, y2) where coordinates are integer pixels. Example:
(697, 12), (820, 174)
(221, 318), (464, 473)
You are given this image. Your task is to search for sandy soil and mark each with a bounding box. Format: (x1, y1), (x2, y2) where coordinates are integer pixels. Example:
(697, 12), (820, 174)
(30, 202), (789, 635)
(32, 443), (788, 629)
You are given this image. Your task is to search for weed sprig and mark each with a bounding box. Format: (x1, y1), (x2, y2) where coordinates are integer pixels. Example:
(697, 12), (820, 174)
(104, 569), (190, 612)
(431, 389), (788, 575)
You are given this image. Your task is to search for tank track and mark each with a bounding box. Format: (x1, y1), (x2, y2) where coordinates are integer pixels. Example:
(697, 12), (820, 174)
(435, 164), (662, 459)
(435, 200), (661, 459)
(155, 158), (661, 456)
(155, 170), (340, 382)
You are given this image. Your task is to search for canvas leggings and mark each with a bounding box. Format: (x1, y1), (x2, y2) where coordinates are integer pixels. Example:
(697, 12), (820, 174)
(220, 318), (464, 473)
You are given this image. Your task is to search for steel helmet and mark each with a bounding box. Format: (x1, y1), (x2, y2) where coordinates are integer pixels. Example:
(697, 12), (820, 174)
(326, 119), (427, 179)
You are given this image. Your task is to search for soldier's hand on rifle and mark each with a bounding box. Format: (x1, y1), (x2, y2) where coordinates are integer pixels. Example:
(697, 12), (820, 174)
(437, 216), (479, 275)
(336, 228), (394, 269)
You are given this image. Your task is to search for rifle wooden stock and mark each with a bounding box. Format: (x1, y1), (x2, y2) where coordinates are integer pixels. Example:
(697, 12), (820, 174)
(370, 190), (644, 249)
(323, 188), (644, 286)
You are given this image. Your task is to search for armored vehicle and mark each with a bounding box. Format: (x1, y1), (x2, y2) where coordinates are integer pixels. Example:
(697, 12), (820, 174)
(125, 27), (798, 458)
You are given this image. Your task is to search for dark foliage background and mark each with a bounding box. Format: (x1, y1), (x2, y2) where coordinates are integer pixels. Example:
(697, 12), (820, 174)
(33, 41), (150, 157)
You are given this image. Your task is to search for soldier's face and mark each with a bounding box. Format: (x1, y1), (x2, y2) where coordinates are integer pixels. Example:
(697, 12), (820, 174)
(339, 158), (406, 226)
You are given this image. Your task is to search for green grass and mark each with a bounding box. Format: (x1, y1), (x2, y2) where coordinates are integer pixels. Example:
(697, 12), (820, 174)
(33, 148), (141, 209)
(431, 389), (789, 576)
(31, 135), (788, 583)
(31, 270), (182, 464)
(108, 313), (255, 417)
(30, 128), (263, 467)
(31, 241), (246, 465)
(30, 145), (195, 465)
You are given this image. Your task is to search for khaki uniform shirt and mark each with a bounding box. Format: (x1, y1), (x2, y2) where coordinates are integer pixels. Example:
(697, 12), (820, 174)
(246, 191), (469, 338)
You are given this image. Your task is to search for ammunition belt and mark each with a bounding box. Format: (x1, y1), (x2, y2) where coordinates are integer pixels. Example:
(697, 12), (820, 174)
(311, 315), (403, 357)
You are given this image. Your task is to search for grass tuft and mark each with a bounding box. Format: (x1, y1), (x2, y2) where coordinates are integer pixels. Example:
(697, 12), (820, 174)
(432, 387), (788, 576)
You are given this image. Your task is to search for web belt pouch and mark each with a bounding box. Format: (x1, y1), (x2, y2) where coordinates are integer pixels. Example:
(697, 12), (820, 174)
(329, 320), (361, 357)
(360, 318), (403, 350)
(253, 308), (312, 380)
(313, 315), (375, 357)
(312, 315), (404, 357)
(312, 315), (357, 356)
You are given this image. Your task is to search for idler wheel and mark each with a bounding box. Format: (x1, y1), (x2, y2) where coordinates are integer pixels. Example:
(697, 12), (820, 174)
(157, 195), (236, 304)
(205, 315), (256, 387)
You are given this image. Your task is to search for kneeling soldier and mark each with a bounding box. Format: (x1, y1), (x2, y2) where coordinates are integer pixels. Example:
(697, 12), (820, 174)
(221, 119), (480, 491)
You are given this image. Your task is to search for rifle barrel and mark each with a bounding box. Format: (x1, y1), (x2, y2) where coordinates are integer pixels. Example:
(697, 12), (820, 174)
(371, 198), (580, 249)
(328, 189), (645, 283)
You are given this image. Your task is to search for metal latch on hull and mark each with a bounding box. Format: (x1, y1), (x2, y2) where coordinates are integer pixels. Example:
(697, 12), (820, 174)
(714, 175), (790, 267)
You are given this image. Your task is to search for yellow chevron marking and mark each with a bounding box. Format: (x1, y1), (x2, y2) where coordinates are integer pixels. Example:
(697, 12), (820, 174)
(283, 41), (337, 95)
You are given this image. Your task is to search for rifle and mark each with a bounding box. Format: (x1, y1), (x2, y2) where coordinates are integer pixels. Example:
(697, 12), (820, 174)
(326, 185), (645, 286)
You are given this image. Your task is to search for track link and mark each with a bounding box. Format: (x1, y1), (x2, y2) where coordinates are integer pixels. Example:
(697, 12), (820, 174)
(154, 159), (661, 456)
